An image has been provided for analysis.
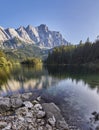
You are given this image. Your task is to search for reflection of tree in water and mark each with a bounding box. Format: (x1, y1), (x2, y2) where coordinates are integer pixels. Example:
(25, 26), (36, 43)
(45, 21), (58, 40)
(0, 65), (59, 95)
(2, 64), (99, 96)
(11, 65), (51, 90)
(46, 65), (99, 90)
(0, 67), (11, 88)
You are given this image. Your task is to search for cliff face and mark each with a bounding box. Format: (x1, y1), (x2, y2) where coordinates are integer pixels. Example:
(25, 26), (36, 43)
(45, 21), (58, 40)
(0, 24), (68, 48)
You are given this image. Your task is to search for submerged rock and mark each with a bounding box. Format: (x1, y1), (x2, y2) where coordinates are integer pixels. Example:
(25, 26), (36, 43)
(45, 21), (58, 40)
(48, 116), (56, 126)
(42, 103), (69, 130)
(92, 111), (97, 116)
(96, 126), (99, 130)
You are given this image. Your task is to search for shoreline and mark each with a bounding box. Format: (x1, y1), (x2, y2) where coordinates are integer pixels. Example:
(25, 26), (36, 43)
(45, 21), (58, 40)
(0, 92), (69, 130)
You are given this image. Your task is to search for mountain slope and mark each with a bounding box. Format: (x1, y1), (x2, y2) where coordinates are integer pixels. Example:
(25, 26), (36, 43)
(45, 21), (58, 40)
(5, 28), (20, 39)
(16, 26), (33, 43)
(26, 25), (40, 43)
(0, 27), (10, 42)
(4, 44), (48, 61)
(0, 24), (68, 48)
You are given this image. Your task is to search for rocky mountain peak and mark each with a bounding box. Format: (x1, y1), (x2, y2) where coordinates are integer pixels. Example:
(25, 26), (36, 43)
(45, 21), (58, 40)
(26, 25), (40, 43)
(26, 25), (33, 30)
(5, 28), (20, 39)
(0, 27), (10, 41)
(17, 26), (25, 31)
(0, 24), (68, 48)
(0, 26), (4, 30)
(17, 26), (32, 42)
(38, 24), (48, 32)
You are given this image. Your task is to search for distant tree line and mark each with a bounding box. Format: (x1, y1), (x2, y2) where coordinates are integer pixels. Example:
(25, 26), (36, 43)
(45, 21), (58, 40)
(46, 39), (99, 65)
(21, 57), (42, 66)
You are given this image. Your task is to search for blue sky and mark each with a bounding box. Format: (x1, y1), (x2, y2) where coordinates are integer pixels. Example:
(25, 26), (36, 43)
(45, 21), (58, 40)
(0, 0), (99, 44)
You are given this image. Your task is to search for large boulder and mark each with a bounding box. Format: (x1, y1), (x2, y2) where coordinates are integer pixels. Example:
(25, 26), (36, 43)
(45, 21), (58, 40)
(10, 97), (23, 108)
(0, 97), (11, 112)
(42, 103), (69, 130)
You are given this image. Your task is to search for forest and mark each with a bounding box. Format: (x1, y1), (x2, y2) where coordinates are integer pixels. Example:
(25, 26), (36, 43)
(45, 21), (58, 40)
(46, 38), (99, 65)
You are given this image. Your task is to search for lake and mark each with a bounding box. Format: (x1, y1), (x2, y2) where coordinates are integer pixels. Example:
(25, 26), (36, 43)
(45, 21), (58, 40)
(0, 65), (99, 130)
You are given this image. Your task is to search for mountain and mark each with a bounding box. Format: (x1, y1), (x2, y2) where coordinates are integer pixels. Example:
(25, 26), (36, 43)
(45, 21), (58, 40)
(0, 27), (10, 41)
(0, 24), (68, 48)
(26, 25), (40, 43)
(16, 26), (33, 43)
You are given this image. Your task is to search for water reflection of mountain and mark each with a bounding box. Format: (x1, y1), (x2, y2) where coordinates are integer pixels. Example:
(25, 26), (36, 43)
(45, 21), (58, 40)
(46, 65), (99, 90)
(0, 65), (59, 96)
(1, 65), (99, 96)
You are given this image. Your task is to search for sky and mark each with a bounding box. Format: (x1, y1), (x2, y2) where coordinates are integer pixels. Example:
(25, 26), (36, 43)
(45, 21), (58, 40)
(0, 0), (99, 44)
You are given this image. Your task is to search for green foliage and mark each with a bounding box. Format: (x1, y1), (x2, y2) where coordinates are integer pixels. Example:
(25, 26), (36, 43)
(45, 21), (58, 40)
(0, 50), (12, 67)
(46, 40), (99, 65)
(3, 44), (48, 62)
(21, 57), (42, 66)
(46, 45), (75, 64)
(0, 51), (12, 86)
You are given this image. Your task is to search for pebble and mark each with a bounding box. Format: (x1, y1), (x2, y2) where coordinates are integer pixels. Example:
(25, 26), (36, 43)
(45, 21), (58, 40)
(0, 93), (69, 130)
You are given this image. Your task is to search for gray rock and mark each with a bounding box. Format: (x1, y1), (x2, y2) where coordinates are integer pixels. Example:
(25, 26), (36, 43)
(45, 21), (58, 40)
(21, 92), (32, 101)
(26, 112), (33, 118)
(16, 107), (28, 116)
(23, 101), (33, 108)
(34, 104), (42, 111)
(48, 116), (56, 126)
(10, 93), (21, 99)
(42, 103), (61, 119)
(92, 111), (97, 116)
(32, 100), (39, 105)
(37, 110), (45, 118)
(0, 98), (11, 112)
(38, 126), (44, 130)
(17, 116), (25, 121)
(28, 124), (35, 130)
(2, 123), (11, 130)
(42, 103), (69, 130)
(25, 117), (33, 123)
(11, 97), (23, 108)
(96, 126), (99, 130)
(57, 120), (69, 130)
(0, 97), (69, 130)
(0, 121), (7, 129)
(95, 113), (99, 121)
(46, 124), (53, 130)
(37, 96), (41, 101)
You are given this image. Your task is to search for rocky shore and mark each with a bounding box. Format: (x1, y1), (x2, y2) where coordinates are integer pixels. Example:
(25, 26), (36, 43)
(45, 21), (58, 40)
(0, 92), (69, 130)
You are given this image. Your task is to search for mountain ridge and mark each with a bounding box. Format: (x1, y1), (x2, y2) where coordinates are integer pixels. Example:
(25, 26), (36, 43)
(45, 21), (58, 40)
(0, 24), (68, 48)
